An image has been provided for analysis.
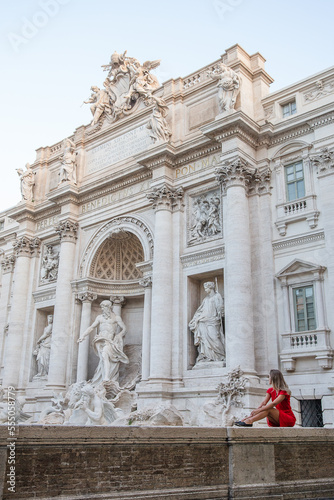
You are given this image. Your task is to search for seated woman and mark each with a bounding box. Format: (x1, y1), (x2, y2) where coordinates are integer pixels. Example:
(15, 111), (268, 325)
(235, 369), (296, 427)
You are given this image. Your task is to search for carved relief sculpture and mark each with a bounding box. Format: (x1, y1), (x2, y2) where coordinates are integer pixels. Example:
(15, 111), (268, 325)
(59, 138), (77, 184)
(189, 282), (225, 364)
(189, 193), (221, 243)
(77, 300), (129, 387)
(41, 245), (59, 283)
(84, 50), (167, 130)
(33, 314), (53, 378)
(16, 163), (35, 201)
(208, 63), (240, 113)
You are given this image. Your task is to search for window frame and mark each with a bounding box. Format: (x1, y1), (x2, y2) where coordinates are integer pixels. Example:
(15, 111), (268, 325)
(292, 284), (317, 332)
(285, 160), (305, 201)
(282, 100), (297, 118)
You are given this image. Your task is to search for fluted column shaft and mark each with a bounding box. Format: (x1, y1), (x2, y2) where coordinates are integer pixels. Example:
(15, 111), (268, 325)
(216, 159), (256, 374)
(76, 292), (97, 382)
(47, 220), (78, 388)
(2, 237), (40, 388)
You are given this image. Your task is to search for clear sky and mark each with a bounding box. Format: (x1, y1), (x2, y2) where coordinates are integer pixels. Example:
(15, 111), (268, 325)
(1, 0), (333, 213)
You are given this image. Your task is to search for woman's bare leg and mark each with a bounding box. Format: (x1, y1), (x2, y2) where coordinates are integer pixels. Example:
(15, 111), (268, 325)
(244, 408), (280, 425)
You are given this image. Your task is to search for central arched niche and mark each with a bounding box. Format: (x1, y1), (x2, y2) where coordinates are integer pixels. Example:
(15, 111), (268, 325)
(89, 230), (144, 280)
(87, 229), (145, 383)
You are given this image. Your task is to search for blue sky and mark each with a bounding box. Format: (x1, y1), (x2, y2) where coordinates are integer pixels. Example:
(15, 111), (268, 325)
(1, 0), (333, 212)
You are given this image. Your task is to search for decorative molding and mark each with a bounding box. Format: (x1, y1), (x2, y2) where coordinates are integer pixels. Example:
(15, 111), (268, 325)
(33, 287), (57, 304)
(180, 246), (225, 268)
(1, 254), (16, 274)
(12, 236), (41, 257)
(110, 295), (126, 307)
(54, 220), (79, 242)
(272, 231), (325, 252)
(147, 184), (184, 212)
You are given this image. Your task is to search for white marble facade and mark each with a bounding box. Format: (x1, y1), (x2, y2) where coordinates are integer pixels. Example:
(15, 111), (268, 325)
(0, 45), (334, 426)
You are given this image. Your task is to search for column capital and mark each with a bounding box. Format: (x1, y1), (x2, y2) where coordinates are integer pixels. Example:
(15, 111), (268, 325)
(215, 157), (254, 193)
(215, 158), (271, 196)
(76, 291), (97, 303)
(1, 254), (16, 274)
(12, 236), (41, 257)
(139, 276), (152, 288)
(147, 184), (184, 212)
(110, 295), (126, 307)
(55, 219), (79, 242)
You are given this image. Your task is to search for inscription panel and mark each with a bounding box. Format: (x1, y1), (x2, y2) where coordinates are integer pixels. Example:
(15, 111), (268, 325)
(85, 125), (152, 174)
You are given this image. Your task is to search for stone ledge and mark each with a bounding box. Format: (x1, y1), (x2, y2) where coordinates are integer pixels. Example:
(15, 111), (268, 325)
(0, 427), (333, 500)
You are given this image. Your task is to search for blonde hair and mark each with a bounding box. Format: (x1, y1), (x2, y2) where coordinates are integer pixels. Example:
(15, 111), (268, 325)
(269, 369), (291, 395)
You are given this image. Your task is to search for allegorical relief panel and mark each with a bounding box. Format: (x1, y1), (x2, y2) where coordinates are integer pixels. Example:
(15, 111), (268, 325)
(40, 243), (60, 284)
(188, 189), (222, 245)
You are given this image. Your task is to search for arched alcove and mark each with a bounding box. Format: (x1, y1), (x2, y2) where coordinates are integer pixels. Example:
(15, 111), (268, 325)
(90, 231), (144, 281)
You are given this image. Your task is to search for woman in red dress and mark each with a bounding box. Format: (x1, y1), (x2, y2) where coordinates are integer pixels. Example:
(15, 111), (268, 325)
(235, 369), (296, 427)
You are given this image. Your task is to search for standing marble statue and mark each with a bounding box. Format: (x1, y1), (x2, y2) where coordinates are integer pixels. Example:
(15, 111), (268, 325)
(189, 282), (225, 363)
(33, 315), (53, 378)
(78, 300), (129, 386)
(208, 63), (240, 113)
(16, 163), (35, 201)
(59, 138), (77, 184)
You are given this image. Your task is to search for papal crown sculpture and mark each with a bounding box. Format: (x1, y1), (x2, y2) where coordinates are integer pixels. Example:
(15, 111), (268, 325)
(83, 50), (171, 141)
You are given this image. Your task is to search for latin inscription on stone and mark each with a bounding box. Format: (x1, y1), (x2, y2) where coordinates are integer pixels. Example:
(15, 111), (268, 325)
(85, 125), (153, 174)
(175, 154), (218, 179)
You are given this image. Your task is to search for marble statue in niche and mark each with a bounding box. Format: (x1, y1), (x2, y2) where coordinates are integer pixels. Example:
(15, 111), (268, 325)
(33, 315), (53, 378)
(189, 194), (221, 243)
(16, 163), (35, 201)
(41, 245), (59, 283)
(59, 138), (77, 184)
(189, 282), (225, 364)
(208, 62), (240, 113)
(78, 300), (129, 387)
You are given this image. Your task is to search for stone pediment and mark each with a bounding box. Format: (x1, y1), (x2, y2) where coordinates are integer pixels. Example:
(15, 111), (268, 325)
(276, 258), (326, 279)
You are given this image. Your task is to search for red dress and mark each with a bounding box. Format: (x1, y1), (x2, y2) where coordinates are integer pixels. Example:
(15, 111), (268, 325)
(266, 388), (296, 427)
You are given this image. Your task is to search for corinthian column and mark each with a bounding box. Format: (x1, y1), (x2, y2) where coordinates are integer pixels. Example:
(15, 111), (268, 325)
(76, 292), (97, 382)
(2, 237), (41, 388)
(147, 184), (183, 382)
(47, 220), (78, 389)
(215, 158), (256, 375)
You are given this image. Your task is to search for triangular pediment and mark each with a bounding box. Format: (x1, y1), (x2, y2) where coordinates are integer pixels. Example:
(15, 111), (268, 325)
(276, 259), (326, 279)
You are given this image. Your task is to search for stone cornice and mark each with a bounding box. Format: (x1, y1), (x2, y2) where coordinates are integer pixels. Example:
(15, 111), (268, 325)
(180, 246), (225, 268)
(71, 277), (144, 297)
(135, 143), (177, 170)
(147, 184), (184, 212)
(47, 185), (80, 207)
(201, 111), (260, 148)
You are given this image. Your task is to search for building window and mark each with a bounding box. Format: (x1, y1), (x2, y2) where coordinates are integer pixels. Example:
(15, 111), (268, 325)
(293, 285), (316, 332)
(300, 399), (323, 427)
(285, 161), (305, 201)
(282, 100), (296, 117)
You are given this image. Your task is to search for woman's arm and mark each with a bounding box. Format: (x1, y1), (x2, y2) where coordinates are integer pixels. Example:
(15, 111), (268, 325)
(251, 394), (285, 416)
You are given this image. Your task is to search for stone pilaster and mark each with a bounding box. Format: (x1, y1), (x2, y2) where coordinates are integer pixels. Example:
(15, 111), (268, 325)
(139, 276), (152, 381)
(146, 184), (184, 383)
(215, 158), (256, 375)
(47, 220), (78, 389)
(0, 255), (16, 375)
(2, 237), (41, 388)
(76, 292), (97, 382)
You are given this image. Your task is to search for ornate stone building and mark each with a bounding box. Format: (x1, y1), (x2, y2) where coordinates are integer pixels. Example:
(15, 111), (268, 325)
(0, 45), (333, 426)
